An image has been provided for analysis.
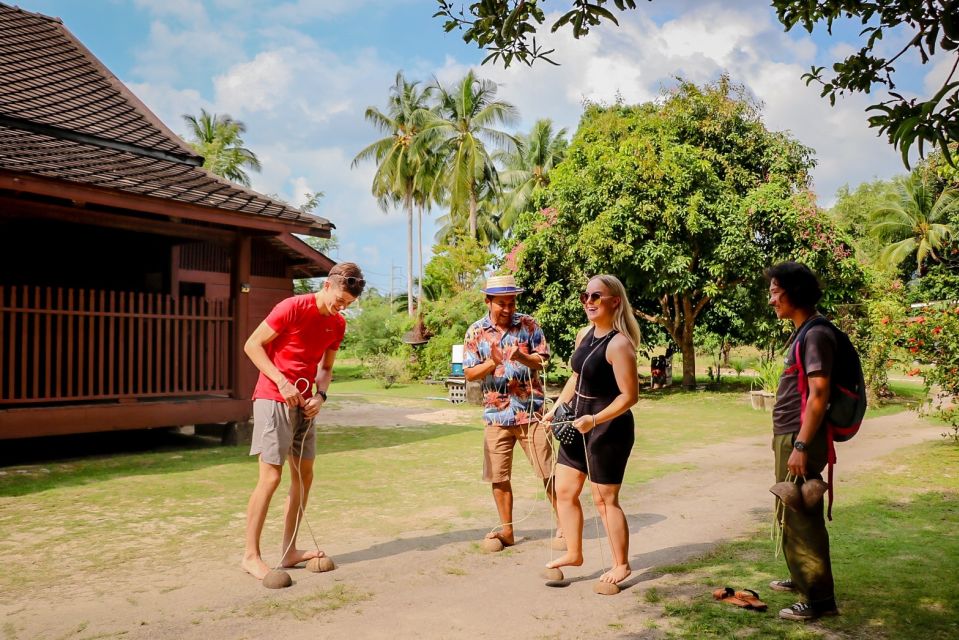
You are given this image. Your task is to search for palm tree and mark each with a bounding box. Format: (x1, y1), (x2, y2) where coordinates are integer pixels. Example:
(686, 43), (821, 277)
(498, 118), (568, 232)
(352, 72), (433, 316)
(182, 109), (261, 187)
(421, 71), (519, 239)
(870, 176), (959, 275)
(434, 166), (505, 247)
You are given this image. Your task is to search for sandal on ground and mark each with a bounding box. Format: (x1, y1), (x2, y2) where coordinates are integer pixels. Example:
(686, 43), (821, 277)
(734, 589), (767, 611)
(712, 587), (750, 608)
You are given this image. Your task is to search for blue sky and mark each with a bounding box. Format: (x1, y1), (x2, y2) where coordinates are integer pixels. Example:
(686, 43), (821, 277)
(18, 0), (942, 293)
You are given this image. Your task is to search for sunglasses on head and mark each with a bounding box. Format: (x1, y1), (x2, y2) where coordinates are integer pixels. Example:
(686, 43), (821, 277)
(334, 275), (365, 287)
(579, 291), (614, 304)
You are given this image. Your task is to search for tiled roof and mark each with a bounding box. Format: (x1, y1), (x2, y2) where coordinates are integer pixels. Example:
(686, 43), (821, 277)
(0, 3), (331, 232)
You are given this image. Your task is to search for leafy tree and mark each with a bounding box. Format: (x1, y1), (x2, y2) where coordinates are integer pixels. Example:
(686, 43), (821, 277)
(353, 72), (434, 316)
(435, 0), (959, 167)
(869, 176), (958, 275)
(830, 178), (899, 260)
(498, 118), (569, 232)
(339, 291), (409, 358)
(421, 70), (519, 239)
(182, 109), (262, 186)
(511, 78), (865, 386)
(900, 302), (959, 442)
(434, 0), (643, 66)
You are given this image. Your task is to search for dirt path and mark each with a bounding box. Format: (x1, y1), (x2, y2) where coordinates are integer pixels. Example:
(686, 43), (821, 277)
(5, 411), (941, 640)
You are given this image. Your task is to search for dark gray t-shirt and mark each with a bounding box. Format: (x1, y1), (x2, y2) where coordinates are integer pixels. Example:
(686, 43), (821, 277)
(772, 322), (836, 435)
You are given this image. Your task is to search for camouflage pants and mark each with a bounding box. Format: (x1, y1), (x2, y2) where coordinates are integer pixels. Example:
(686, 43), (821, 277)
(773, 430), (836, 609)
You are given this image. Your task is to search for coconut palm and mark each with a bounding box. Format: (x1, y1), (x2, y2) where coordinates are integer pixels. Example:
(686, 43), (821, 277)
(352, 72), (433, 316)
(434, 167), (505, 247)
(182, 109), (261, 187)
(421, 71), (518, 239)
(870, 176), (959, 275)
(498, 118), (568, 231)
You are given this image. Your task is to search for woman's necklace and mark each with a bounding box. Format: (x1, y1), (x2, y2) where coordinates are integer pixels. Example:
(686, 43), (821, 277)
(589, 327), (613, 347)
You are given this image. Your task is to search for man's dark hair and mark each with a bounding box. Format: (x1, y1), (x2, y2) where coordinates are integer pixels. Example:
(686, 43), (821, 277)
(328, 262), (365, 297)
(765, 261), (822, 310)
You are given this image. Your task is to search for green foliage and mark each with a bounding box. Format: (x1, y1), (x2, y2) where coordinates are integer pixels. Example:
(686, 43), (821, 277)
(773, 0), (959, 167)
(422, 236), (493, 297)
(830, 178), (898, 262)
(181, 109), (261, 186)
(433, 0), (642, 67)
(416, 290), (487, 378)
(340, 293), (409, 359)
(755, 358), (783, 394)
(497, 118), (569, 231)
(435, 1), (959, 167)
(901, 303), (959, 441)
(511, 77), (865, 385)
(364, 353), (408, 388)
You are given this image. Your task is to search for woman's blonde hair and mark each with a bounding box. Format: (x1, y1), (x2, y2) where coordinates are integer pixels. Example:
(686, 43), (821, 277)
(589, 274), (642, 349)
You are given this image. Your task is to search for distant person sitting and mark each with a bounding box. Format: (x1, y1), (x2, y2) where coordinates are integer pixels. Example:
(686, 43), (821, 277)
(463, 275), (559, 549)
(241, 263), (365, 581)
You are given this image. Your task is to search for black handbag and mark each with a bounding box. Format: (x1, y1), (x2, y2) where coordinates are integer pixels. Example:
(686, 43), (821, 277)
(550, 401), (578, 445)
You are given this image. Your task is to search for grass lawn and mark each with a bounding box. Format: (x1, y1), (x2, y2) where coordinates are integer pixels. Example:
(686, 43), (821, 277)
(0, 376), (949, 639)
(644, 440), (959, 639)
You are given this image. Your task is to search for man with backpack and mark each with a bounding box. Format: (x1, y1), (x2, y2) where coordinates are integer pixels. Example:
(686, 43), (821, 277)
(766, 262), (844, 622)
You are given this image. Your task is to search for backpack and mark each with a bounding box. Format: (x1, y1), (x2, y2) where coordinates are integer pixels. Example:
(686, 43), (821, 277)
(794, 316), (867, 520)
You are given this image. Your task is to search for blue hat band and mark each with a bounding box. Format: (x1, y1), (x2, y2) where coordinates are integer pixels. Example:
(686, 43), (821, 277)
(483, 286), (524, 294)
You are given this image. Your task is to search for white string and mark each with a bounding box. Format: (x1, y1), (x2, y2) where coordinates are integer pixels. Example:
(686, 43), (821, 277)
(570, 330), (616, 577)
(271, 377), (323, 573)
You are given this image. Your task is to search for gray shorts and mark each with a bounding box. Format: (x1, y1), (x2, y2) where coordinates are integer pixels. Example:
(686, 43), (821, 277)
(250, 399), (316, 465)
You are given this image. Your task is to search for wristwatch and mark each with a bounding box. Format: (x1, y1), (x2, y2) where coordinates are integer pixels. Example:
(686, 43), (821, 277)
(793, 440), (807, 452)
(317, 390), (328, 401)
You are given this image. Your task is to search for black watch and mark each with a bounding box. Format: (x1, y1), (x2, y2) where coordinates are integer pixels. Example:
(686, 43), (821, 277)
(793, 440), (807, 452)
(317, 390), (328, 401)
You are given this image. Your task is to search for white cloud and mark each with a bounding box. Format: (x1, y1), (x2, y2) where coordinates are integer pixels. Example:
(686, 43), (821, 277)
(125, 82), (210, 135)
(214, 50), (295, 114)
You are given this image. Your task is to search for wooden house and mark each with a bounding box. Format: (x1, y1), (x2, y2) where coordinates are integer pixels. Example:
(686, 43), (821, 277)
(0, 4), (335, 439)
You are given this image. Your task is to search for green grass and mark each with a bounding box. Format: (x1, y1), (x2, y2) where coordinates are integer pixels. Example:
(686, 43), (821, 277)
(246, 583), (372, 620)
(0, 383), (929, 606)
(646, 441), (959, 639)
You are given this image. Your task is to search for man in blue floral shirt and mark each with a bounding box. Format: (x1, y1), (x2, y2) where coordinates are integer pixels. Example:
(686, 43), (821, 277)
(464, 275), (558, 549)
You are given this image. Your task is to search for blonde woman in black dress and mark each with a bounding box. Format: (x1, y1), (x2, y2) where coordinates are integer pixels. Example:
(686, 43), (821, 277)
(542, 274), (640, 588)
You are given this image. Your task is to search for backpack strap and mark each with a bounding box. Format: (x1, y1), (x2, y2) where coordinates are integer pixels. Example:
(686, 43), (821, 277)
(793, 315), (837, 521)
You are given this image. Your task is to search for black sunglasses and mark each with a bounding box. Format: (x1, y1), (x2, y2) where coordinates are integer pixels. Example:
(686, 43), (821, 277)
(579, 291), (615, 304)
(334, 275), (365, 287)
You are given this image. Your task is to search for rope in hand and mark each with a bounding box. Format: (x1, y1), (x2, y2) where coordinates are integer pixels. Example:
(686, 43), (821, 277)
(271, 377), (324, 573)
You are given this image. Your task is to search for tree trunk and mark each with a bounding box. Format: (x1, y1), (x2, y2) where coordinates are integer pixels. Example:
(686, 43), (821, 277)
(417, 205), (424, 312)
(679, 331), (697, 389)
(468, 188), (478, 239)
(406, 194), (414, 316)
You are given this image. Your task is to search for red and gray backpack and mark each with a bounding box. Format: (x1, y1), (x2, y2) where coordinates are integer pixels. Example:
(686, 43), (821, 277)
(794, 316), (867, 520)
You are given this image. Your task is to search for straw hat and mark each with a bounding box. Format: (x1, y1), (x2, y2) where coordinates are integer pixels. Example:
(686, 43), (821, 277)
(481, 275), (525, 296)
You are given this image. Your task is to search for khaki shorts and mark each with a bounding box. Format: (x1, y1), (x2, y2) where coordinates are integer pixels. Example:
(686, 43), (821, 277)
(250, 399), (316, 466)
(483, 422), (554, 483)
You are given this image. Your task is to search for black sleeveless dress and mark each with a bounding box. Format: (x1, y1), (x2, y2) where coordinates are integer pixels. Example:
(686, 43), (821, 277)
(557, 327), (635, 484)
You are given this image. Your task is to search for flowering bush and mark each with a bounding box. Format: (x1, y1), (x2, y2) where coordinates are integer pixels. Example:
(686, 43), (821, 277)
(901, 304), (959, 442)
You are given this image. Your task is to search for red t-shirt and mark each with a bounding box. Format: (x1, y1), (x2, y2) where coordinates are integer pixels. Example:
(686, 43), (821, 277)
(251, 294), (346, 402)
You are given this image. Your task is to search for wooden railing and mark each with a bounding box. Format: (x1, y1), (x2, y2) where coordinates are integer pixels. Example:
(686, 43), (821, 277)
(0, 286), (233, 405)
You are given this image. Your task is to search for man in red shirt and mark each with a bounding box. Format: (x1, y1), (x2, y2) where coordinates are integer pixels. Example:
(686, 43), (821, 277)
(241, 262), (365, 581)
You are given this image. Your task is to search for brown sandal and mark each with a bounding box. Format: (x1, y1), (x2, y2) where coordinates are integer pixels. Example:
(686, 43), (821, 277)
(734, 589), (768, 611)
(713, 586), (750, 608)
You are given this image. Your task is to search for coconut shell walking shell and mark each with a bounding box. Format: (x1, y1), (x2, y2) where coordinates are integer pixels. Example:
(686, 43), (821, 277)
(307, 556), (336, 573)
(262, 569), (292, 589)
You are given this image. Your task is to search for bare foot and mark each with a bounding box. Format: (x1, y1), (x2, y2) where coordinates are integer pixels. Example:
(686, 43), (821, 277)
(241, 555), (271, 580)
(546, 552), (583, 569)
(600, 564), (631, 584)
(281, 548), (325, 568)
(486, 530), (515, 547)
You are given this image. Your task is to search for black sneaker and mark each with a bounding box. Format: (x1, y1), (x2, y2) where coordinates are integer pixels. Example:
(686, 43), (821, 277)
(779, 602), (817, 621)
(769, 579), (795, 592)
(779, 602), (840, 621)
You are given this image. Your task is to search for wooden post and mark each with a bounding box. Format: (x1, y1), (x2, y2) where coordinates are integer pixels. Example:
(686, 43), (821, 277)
(231, 235), (251, 399)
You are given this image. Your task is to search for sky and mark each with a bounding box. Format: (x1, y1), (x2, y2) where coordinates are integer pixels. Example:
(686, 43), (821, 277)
(17, 0), (942, 293)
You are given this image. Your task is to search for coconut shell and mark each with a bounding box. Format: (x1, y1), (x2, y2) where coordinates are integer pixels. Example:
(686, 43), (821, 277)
(307, 556), (336, 573)
(593, 581), (621, 595)
(801, 479), (829, 509)
(541, 567), (564, 582)
(480, 537), (504, 553)
(262, 569), (292, 589)
(769, 481), (803, 512)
